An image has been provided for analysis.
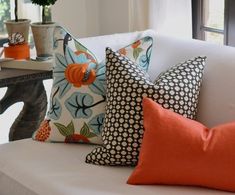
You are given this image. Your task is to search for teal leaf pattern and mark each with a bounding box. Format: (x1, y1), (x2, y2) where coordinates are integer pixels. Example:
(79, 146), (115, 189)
(142, 42), (153, 71)
(143, 36), (153, 43)
(53, 26), (67, 49)
(96, 61), (106, 80)
(55, 53), (67, 71)
(48, 98), (62, 120)
(53, 53), (72, 98)
(65, 92), (94, 119)
(88, 113), (105, 135)
(65, 46), (79, 65)
(138, 54), (148, 70)
(48, 91), (62, 120)
(89, 78), (106, 96)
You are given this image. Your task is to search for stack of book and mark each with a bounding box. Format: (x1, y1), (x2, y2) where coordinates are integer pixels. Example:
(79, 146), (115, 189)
(0, 58), (54, 71)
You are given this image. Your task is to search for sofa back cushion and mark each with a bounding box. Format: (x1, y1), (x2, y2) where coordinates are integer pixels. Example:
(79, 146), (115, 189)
(80, 33), (235, 127)
(146, 35), (235, 127)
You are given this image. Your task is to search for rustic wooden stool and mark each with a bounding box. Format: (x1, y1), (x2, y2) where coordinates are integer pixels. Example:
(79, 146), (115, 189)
(0, 68), (52, 141)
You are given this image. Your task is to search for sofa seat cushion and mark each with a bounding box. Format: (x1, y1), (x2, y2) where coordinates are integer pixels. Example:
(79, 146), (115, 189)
(0, 139), (228, 195)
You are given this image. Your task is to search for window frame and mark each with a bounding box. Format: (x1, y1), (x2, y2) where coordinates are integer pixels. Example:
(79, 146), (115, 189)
(0, 1), (41, 37)
(192, 0), (235, 46)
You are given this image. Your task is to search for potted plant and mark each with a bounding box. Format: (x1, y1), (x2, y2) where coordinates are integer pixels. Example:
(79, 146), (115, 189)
(31, 0), (57, 59)
(4, 0), (31, 60)
(4, 0), (31, 43)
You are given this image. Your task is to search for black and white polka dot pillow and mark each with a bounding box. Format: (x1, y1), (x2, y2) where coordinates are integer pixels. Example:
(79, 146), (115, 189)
(86, 48), (206, 166)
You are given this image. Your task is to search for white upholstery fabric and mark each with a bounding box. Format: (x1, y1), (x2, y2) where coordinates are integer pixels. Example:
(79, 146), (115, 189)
(80, 31), (235, 127)
(0, 139), (229, 195)
(151, 35), (235, 127)
(79, 30), (157, 62)
(1, 31), (235, 194)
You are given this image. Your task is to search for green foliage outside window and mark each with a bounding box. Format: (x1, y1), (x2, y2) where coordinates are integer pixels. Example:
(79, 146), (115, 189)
(31, 0), (57, 24)
(0, 0), (54, 35)
(44, 6), (52, 22)
(0, 0), (10, 35)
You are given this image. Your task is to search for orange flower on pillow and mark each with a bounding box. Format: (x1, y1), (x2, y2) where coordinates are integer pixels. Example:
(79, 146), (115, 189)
(64, 50), (97, 88)
(35, 120), (51, 142)
(65, 63), (96, 87)
(132, 40), (141, 48)
(118, 48), (127, 55)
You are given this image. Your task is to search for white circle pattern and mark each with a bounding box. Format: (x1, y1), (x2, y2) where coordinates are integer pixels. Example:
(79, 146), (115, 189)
(86, 48), (206, 166)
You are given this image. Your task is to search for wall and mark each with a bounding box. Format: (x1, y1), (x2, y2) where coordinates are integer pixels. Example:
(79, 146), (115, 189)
(51, 0), (130, 37)
(52, 0), (130, 37)
(98, 0), (130, 35)
(52, 0), (192, 38)
(52, 0), (100, 37)
(149, 0), (192, 38)
(129, 0), (150, 31)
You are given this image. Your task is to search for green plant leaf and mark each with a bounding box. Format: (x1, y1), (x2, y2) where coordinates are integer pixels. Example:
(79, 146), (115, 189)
(67, 121), (75, 134)
(54, 121), (74, 137)
(86, 132), (97, 138)
(31, 0), (57, 6)
(133, 47), (143, 60)
(80, 123), (90, 137)
(80, 123), (97, 139)
(75, 41), (88, 53)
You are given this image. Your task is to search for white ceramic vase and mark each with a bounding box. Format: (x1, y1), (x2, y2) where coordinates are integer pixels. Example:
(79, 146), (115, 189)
(31, 22), (56, 58)
(5, 19), (31, 43)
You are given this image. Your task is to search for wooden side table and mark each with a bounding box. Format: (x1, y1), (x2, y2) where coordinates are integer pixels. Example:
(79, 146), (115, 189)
(0, 68), (52, 141)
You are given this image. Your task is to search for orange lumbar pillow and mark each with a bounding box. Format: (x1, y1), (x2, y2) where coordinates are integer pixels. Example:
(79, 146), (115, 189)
(127, 97), (235, 192)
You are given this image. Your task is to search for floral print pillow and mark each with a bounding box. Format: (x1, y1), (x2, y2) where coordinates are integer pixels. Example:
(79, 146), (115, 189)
(33, 26), (153, 144)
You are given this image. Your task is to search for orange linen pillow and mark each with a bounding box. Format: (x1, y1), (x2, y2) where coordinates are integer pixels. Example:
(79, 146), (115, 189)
(127, 97), (235, 192)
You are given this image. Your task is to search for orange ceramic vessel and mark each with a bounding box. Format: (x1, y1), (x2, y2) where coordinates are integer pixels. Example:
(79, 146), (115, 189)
(4, 43), (30, 60)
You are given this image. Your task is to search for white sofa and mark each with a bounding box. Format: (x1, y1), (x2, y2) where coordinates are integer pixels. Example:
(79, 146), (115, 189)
(0, 30), (235, 195)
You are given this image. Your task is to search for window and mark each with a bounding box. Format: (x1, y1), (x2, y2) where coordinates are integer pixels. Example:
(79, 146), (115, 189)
(0, 0), (10, 37)
(0, 0), (40, 38)
(192, 0), (235, 46)
(202, 0), (224, 44)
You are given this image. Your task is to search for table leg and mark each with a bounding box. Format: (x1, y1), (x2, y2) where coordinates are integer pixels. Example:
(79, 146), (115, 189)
(0, 80), (47, 141)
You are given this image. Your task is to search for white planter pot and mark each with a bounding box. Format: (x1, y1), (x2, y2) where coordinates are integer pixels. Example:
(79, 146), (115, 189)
(31, 22), (56, 58)
(5, 19), (31, 43)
